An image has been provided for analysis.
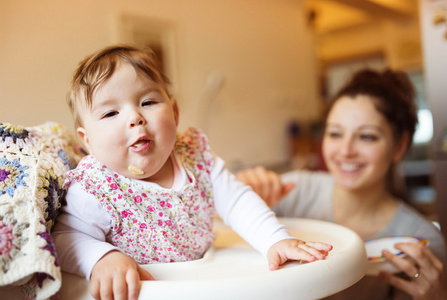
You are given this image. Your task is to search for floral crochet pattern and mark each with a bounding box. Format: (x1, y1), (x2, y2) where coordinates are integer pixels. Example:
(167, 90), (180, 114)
(0, 123), (31, 148)
(0, 213), (28, 273)
(41, 171), (66, 230)
(0, 122), (83, 300)
(0, 221), (15, 258)
(0, 158), (29, 197)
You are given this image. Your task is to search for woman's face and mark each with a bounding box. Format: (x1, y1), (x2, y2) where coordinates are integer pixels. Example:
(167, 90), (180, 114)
(322, 95), (402, 192)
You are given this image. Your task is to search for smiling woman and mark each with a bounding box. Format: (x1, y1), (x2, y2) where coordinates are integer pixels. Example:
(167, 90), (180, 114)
(323, 95), (406, 195)
(237, 68), (447, 300)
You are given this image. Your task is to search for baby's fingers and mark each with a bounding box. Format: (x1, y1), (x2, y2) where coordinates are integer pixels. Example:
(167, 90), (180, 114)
(126, 268), (142, 300)
(268, 247), (316, 271)
(305, 241), (333, 255)
(89, 279), (101, 300)
(138, 266), (155, 281)
(90, 275), (114, 300)
(112, 273), (128, 300)
(297, 242), (329, 260)
(267, 239), (324, 271)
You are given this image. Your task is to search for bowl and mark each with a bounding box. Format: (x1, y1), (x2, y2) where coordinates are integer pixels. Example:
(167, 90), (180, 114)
(365, 236), (428, 276)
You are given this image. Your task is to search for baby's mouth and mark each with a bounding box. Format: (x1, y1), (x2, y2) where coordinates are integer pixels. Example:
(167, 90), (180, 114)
(131, 139), (150, 152)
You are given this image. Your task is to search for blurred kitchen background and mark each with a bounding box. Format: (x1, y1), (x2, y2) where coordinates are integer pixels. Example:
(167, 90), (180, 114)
(1, 0), (446, 239)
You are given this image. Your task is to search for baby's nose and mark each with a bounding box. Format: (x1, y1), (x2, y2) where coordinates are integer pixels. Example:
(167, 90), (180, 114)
(130, 119), (144, 127)
(130, 114), (146, 127)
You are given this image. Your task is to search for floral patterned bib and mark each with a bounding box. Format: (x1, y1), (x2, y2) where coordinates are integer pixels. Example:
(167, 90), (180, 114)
(63, 128), (215, 264)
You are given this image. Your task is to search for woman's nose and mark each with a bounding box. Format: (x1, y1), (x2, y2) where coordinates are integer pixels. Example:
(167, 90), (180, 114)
(340, 137), (356, 156)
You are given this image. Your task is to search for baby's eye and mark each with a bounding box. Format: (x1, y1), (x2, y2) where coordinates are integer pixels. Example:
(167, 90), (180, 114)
(102, 111), (118, 118)
(142, 100), (157, 107)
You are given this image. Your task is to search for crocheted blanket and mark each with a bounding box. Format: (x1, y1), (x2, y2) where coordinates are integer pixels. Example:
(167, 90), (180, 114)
(0, 122), (82, 300)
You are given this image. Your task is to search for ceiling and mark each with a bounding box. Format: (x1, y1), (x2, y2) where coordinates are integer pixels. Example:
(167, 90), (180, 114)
(307, 0), (419, 35)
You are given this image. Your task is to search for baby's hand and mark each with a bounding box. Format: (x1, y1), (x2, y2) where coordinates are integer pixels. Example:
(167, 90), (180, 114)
(267, 239), (333, 270)
(90, 250), (154, 300)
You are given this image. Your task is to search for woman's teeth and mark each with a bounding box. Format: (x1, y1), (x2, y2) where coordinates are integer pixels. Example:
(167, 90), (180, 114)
(340, 163), (359, 172)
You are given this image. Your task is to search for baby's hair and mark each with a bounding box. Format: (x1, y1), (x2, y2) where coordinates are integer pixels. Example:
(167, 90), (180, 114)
(328, 68), (418, 148)
(68, 45), (170, 128)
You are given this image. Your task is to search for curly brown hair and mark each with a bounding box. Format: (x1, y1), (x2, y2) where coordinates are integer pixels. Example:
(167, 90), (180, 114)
(327, 69), (418, 149)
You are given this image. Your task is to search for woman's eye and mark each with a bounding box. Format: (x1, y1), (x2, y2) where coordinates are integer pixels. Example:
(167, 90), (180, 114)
(326, 131), (342, 139)
(360, 134), (378, 141)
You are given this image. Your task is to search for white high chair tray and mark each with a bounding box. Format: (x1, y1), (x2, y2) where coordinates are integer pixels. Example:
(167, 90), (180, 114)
(53, 218), (366, 300)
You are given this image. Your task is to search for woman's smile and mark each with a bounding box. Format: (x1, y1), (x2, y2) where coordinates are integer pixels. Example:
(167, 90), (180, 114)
(338, 162), (363, 173)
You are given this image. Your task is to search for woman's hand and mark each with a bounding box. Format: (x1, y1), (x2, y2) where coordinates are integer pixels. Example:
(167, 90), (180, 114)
(236, 166), (295, 207)
(379, 242), (446, 300)
(90, 250), (154, 300)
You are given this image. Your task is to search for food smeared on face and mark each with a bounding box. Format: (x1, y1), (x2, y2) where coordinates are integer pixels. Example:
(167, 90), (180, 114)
(128, 165), (144, 175)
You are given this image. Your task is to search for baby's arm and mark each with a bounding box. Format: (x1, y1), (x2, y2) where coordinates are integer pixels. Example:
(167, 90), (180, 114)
(52, 183), (119, 278)
(90, 250), (153, 300)
(212, 157), (332, 265)
(52, 182), (153, 299)
(236, 167), (334, 266)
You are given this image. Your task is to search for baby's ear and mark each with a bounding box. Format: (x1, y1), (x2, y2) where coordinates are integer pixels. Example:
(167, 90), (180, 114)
(172, 100), (180, 126)
(76, 127), (91, 154)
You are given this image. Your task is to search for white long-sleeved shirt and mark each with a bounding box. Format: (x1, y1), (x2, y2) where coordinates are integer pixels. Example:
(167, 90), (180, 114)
(52, 154), (291, 279)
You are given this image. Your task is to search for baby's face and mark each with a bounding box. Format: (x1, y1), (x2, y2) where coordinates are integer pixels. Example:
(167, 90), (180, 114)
(77, 62), (178, 184)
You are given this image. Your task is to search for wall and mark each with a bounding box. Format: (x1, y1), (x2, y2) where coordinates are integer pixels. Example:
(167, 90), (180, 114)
(419, 0), (447, 241)
(0, 0), (320, 169)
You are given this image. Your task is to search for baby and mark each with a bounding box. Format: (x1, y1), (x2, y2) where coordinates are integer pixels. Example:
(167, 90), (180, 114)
(52, 45), (332, 300)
